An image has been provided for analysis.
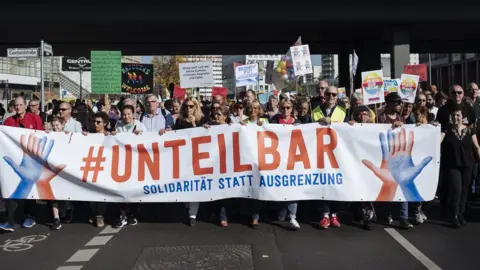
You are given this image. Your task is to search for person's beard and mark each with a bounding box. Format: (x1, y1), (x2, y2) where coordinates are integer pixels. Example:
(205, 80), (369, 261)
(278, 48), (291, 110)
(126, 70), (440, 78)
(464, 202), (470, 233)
(426, 102), (433, 109)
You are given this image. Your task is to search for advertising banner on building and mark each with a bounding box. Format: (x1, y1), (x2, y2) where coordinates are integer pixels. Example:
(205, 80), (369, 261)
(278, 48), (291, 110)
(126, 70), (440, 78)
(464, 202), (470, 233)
(62, 57), (92, 71)
(121, 63), (154, 94)
(0, 124), (440, 203)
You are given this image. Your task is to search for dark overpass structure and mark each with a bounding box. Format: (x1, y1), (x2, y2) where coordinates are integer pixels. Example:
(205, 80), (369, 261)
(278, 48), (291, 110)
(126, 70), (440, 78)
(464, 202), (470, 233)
(1, 2), (480, 87)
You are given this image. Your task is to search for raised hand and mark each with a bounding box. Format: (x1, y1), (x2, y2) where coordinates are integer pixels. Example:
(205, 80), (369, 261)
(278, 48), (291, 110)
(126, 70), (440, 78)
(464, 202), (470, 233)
(362, 128), (432, 201)
(3, 134), (66, 199)
(362, 131), (399, 201)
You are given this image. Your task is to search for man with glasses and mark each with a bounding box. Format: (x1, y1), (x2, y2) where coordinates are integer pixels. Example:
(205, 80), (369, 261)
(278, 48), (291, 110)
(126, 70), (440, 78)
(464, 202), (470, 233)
(59, 102), (82, 133)
(28, 99), (46, 124)
(311, 86), (347, 124)
(142, 94), (174, 134)
(436, 85), (475, 128)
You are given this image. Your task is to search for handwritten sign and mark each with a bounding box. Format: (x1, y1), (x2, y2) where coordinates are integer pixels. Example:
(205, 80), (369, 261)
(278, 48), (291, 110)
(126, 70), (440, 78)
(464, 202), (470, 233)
(91, 51), (122, 94)
(290, 45), (313, 76)
(179, 62), (214, 88)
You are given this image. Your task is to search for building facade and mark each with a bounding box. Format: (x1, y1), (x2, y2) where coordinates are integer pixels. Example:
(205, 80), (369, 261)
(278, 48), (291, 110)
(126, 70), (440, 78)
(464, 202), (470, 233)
(381, 53), (419, 79)
(420, 53), (479, 92)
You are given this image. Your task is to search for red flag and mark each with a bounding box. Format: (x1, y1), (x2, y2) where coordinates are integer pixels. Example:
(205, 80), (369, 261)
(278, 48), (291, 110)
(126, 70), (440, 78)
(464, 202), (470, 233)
(212, 86), (227, 99)
(173, 85), (186, 101)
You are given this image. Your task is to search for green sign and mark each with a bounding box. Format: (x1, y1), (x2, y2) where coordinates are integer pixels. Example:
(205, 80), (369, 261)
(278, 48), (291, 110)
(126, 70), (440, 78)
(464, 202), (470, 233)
(91, 51), (122, 94)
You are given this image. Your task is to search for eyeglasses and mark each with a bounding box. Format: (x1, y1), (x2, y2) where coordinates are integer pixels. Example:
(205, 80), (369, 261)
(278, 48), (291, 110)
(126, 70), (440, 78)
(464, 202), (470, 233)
(325, 92), (337, 97)
(235, 106), (243, 110)
(95, 121), (103, 125)
(452, 91), (463, 95)
(59, 108), (69, 111)
(186, 105), (195, 109)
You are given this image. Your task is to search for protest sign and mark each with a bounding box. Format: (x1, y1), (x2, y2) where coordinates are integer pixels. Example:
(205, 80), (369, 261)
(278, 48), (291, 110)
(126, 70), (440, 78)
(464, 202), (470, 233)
(399, 74), (420, 103)
(361, 70), (384, 105)
(91, 51), (122, 94)
(383, 79), (400, 95)
(404, 64), (427, 82)
(290, 45), (313, 76)
(179, 62), (214, 88)
(121, 63), (153, 94)
(235, 63), (258, 87)
(173, 85), (186, 101)
(337, 87), (346, 99)
(0, 124), (440, 202)
(212, 86), (227, 99)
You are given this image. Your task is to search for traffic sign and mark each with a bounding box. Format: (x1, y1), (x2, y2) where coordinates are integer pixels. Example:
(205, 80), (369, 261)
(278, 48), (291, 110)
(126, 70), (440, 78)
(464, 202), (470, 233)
(7, 48), (39, 57)
(43, 42), (53, 56)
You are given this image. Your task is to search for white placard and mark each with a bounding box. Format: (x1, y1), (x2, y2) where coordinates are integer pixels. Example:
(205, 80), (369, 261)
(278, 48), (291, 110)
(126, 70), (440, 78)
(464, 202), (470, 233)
(235, 63), (258, 87)
(290, 45), (313, 76)
(399, 74), (420, 103)
(361, 70), (385, 105)
(179, 61), (214, 88)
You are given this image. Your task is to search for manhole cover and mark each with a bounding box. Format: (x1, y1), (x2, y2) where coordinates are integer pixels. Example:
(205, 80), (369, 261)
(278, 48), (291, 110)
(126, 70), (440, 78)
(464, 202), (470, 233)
(131, 244), (254, 270)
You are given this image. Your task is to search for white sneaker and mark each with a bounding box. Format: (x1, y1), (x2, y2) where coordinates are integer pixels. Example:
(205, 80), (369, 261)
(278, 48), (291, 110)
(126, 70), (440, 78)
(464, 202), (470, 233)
(421, 211), (427, 221)
(289, 218), (300, 230)
(415, 213), (424, 224)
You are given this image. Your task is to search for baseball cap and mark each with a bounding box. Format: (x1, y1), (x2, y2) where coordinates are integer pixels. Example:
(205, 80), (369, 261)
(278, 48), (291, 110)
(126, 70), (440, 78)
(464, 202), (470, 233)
(385, 92), (402, 103)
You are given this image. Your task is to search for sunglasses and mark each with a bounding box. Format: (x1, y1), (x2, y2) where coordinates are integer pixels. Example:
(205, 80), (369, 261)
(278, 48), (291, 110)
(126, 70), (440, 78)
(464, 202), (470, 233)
(452, 91), (463, 95)
(215, 113), (223, 117)
(186, 105), (195, 109)
(318, 87), (327, 90)
(95, 121), (103, 125)
(59, 108), (69, 111)
(418, 99), (426, 102)
(325, 92), (337, 97)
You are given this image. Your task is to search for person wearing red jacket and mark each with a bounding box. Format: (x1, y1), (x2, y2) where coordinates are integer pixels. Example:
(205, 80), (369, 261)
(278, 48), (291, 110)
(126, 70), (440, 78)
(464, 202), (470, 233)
(0, 96), (43, 232)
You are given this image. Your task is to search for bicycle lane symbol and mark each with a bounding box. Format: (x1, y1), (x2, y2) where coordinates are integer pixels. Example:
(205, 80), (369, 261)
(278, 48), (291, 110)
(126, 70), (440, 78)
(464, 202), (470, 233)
(0, 234), (49, 252)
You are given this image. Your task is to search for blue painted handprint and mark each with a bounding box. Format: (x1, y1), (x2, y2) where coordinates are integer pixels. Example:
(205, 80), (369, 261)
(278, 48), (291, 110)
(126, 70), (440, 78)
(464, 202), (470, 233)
(3, 134), (65, 199)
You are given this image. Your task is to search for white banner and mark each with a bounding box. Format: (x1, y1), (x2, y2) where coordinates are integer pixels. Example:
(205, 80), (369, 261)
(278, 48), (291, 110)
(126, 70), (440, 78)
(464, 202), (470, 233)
(235, 63), (258, 87)
(0, 124), (440, 202)
(179, 62), (214, 88)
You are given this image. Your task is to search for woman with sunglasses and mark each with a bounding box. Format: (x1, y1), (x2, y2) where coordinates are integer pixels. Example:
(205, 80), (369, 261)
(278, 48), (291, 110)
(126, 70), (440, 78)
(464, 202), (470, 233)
(230, 102), (248, 124)
(253, 98), (301, 230)
(242, 100), (269, 126)
(173, 97), (207, 226)
(204, 105), (233, 227)
(81, 112), (111, 227)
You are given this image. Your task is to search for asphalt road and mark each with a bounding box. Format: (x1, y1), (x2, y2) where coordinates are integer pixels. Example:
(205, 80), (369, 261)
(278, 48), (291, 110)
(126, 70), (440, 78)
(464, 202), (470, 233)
(0, 200), (479, 270)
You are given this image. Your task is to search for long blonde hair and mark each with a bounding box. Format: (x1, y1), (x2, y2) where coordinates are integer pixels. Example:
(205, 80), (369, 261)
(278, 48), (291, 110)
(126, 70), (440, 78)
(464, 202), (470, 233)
(178, 96), (204, 122)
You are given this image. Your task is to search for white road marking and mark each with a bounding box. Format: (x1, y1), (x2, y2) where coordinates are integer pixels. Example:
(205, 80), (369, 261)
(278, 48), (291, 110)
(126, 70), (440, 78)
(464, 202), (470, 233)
(57, 266), (83, 270)
(66, 249), (99, 262)
(99, 225), (121, 235)
(85, 235), (113, 246)
(385, 228), (442, 270)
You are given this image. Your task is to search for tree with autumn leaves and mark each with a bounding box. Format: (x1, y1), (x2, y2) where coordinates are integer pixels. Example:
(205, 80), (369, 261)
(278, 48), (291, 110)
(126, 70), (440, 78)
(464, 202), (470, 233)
(151, 56), (186, 98)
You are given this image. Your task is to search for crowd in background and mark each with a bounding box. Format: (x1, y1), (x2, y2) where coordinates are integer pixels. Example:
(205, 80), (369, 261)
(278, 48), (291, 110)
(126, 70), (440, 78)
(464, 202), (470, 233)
(0, 80), (479, 232)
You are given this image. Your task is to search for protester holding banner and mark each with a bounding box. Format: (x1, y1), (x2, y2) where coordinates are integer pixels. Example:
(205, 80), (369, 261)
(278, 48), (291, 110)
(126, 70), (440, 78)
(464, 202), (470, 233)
(173, 97), (208, 227)
(295, 97), (312, 124)
(265, 95), (280, 120)
(142, 94), (174, 135)
(440, 104), (480, 228)
(311, 86), (347, 125)
(59, 102), (83, 133)
(230, 102), (248, 124)
(0, 96), (43, 232)
(242, 100), (269, 125)
(83, 112), (111, 228)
